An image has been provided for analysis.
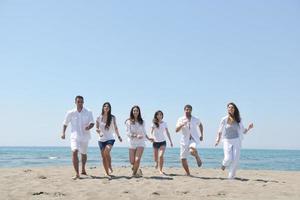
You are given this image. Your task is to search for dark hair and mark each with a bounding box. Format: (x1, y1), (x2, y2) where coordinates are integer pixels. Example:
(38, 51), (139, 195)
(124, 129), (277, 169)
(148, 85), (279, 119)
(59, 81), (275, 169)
(126, 105), (144, 125)
(153, 110), (163, 128)
(101, 102), (114, 130)
(227, 102), (241, 123)
(75, 95), (84, 102)
(184, 104), (192, 110)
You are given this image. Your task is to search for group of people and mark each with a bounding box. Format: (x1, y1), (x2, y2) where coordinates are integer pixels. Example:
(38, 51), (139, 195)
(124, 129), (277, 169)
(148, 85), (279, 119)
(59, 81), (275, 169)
(61, 95), (254, 180)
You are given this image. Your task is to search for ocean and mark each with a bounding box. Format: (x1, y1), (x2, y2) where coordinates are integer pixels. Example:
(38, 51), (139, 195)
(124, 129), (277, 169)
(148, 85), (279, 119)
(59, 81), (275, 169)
(0, 147), (299, 171)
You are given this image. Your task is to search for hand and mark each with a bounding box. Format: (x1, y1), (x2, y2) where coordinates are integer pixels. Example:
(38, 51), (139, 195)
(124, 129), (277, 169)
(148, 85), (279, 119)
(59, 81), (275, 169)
(248, 123), (254, 130)
(118, 136), (123, 142)
(96, 129), (101, 134)
(148, 138), (154, 143)
(215, 138), (220, 146)
(200, 136), (203, 141)
(170, 142), (173, 147)
(181, 121), (188, 127)
(137, 134), (144, 139)
(61, 133), (65, 140)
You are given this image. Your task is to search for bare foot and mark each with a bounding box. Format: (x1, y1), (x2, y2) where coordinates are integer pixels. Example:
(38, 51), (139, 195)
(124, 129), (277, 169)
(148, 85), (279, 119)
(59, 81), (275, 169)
(196, 157), (202, 167)
(109, 168), (113, 174)
(81, 171), (87, 175)
(137, 168), (143, 176)
(104, 174), (112, 180)
(159, 170), (165, 175)
(72, 175), (81, 180)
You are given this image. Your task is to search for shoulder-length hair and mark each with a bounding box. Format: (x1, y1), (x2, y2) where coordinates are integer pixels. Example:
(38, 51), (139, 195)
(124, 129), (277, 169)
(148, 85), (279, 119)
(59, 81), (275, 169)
(153, 110), (163, 128)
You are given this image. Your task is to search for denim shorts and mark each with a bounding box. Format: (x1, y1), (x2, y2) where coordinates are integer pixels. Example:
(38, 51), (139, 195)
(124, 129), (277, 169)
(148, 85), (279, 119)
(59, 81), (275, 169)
(98, 139), (115, 151)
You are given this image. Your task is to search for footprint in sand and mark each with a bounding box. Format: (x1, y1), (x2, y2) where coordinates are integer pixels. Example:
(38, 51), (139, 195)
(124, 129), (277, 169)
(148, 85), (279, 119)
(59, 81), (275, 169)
(53, 192), (66, 197)
(32, 192), (49, 196)
(38, 175), (47, 179)
(152, 192), (160, 196)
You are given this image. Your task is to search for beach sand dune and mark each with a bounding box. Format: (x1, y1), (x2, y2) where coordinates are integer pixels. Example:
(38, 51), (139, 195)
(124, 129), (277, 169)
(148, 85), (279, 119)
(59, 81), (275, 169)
(1, 166), (299, 200)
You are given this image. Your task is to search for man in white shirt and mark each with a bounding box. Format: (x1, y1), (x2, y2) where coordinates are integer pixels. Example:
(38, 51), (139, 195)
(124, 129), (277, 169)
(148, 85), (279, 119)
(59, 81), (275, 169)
(61, 96), (94, 179)
(176, 104), (204, 176)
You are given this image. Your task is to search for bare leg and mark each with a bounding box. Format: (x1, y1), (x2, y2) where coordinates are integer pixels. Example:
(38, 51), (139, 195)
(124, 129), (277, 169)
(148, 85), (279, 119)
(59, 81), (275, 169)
(132, 147), (144, 176)
(181, 158), (190, 176)
(129, 149), (136, 172)
(104, 145), (113, 175)
(153, 148), (158, 169)
(72, 150), (80, 179)
(158, 146), (166, 174)
(101, 150), (110, 176)
(190, 147), (202, 167)
(81, 154), (87, 175)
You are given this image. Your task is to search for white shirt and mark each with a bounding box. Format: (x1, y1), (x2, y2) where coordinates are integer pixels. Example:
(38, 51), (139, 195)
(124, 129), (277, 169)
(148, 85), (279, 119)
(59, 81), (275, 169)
(126, 120), (146, 145)
(63, 107), (94, 142)
(96, 115), (116, 142)
(218, 116), (246, 142)
(151, 121), (168, 143)
(176, 116), (201, 146)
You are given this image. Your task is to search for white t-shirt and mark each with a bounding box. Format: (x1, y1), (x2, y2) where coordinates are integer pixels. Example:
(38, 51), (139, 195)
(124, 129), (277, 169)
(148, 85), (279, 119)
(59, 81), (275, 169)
(126, 120), (146, 146)
(151, 121), (168, 143)
(176, 116), (201, 146)
(63, 108), (94, 142)
(96, 115), (116, 142)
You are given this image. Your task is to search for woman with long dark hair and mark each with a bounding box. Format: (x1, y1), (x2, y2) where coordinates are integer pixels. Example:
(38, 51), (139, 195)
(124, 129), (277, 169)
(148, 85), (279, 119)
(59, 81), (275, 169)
(125, 105), (152, 177)
(96, 102), (122, 178)
(215, 102), (254, 179)
(150, 110), (173, 175)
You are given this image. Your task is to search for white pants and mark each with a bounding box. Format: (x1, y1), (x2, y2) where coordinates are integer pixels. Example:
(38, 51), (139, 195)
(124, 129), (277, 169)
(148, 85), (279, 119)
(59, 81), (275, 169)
(222, 138), (241, 179)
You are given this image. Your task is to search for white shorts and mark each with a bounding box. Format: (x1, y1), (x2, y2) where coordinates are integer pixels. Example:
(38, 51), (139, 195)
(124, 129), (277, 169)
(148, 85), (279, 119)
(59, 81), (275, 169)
(129, 140), (146, 149)
(70, 138), (89, 154)
(180, 139), (197, 159)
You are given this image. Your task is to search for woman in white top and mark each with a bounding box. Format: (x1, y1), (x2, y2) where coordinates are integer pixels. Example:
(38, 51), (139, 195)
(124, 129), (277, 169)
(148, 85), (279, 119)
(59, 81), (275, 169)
(150, 110), (173, 175)
(126, 105), (152, 177)
(215, 102), (254, 179)
(96, 102), (122, 177)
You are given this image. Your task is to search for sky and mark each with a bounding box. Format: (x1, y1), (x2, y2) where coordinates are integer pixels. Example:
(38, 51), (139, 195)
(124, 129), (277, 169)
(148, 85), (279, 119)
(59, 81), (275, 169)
(0, 0), (299, 149)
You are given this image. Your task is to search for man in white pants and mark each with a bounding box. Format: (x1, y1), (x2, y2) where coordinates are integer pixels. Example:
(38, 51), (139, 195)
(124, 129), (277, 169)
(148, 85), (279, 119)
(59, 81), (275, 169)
(176, 104), (204, 176)
(61, 95), (94, 179)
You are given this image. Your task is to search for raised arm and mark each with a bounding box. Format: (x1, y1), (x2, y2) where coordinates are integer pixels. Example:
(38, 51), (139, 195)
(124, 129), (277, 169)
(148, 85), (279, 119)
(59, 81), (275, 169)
(243, 123), (254, 134)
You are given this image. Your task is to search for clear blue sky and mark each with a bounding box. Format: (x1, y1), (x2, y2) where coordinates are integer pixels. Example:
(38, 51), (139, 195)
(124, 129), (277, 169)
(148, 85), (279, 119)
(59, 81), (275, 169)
(0, 1), (299, 149)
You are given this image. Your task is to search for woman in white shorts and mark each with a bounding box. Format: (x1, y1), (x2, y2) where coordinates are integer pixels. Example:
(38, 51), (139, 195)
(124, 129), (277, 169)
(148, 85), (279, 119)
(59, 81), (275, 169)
(215, 102), (254, 179)
(125, 105), (153, 177)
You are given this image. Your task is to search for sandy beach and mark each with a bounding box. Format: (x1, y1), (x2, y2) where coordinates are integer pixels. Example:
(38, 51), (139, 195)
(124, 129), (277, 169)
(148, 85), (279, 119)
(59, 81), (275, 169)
(1, 166), (299, 200)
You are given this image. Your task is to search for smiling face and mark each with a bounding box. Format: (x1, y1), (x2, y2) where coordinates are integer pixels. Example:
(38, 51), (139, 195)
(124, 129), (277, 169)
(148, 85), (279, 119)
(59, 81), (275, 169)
(75, 97), (84, 110)
(184, 106), (192, 118)
(157, 112), (163, 121)
(103, 103), (110, 113)
(227, 104), (235, 116)
(132, 107), (140, 119)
